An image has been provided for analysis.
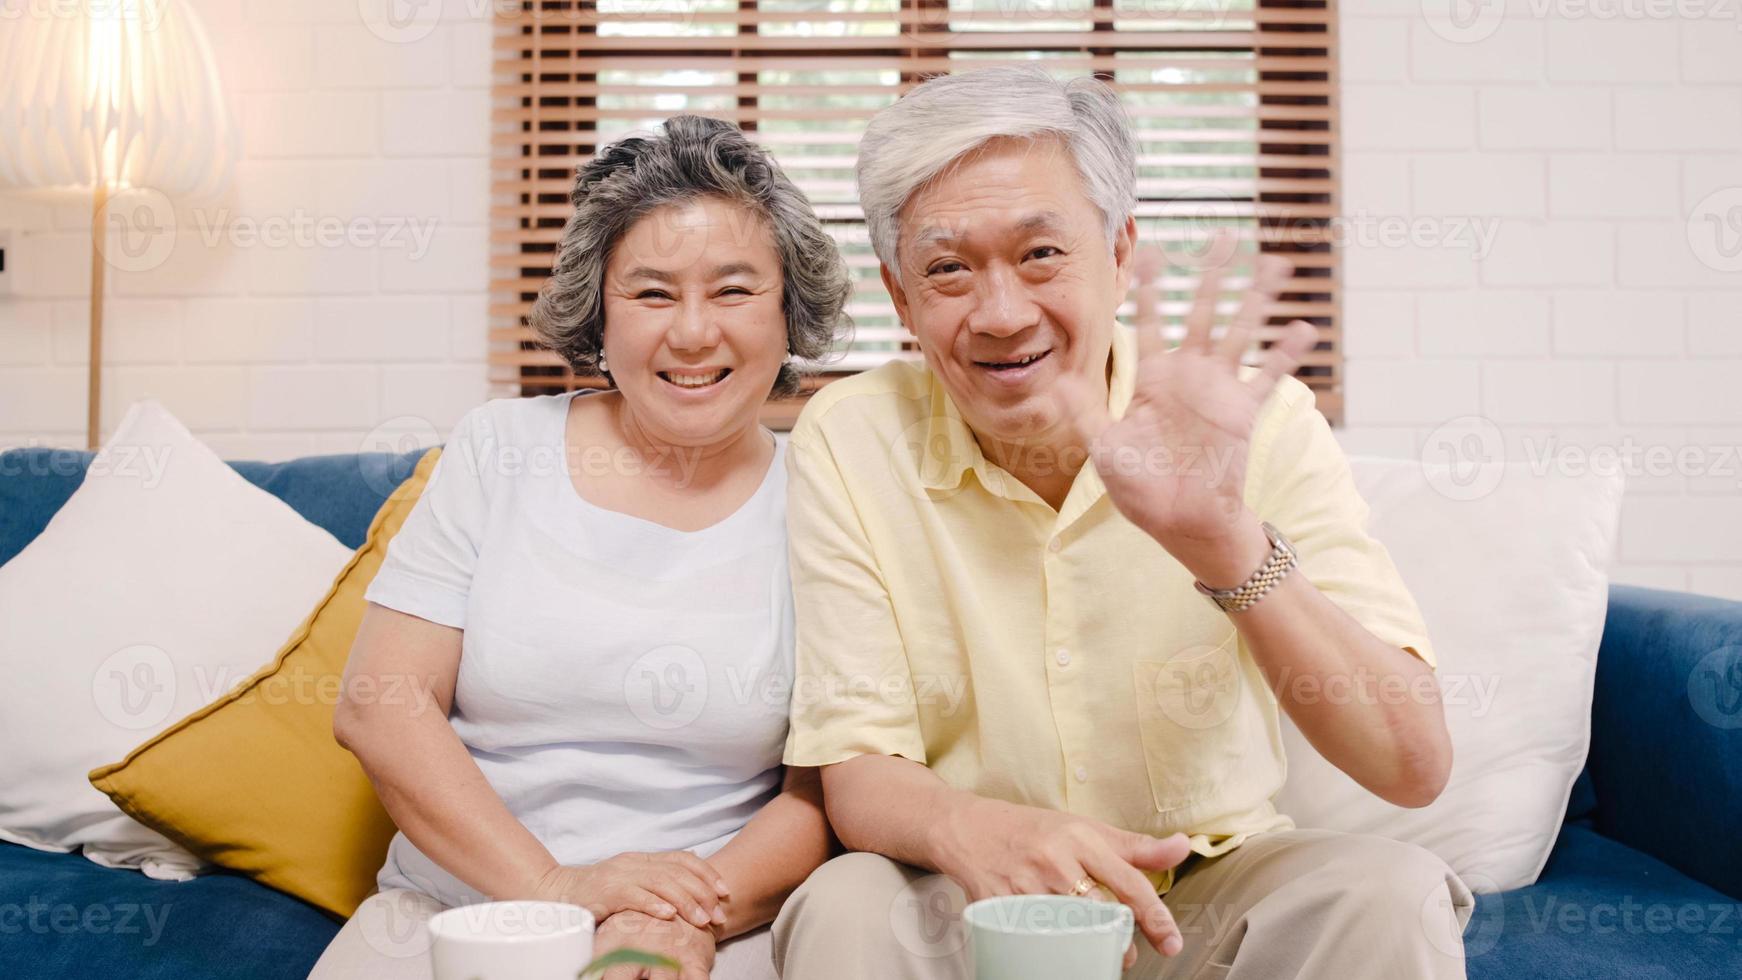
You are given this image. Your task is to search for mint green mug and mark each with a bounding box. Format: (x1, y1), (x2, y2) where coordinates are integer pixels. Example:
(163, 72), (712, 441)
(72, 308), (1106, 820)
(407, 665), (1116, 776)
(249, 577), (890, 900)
(963, 895), (1134, 980)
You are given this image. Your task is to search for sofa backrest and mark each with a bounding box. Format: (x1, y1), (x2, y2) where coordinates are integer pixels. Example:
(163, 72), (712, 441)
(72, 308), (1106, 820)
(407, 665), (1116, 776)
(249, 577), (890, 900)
(0, 447), (428, 568)
(1591, 584), (1742, 900)
(8, 445), (1739, 899)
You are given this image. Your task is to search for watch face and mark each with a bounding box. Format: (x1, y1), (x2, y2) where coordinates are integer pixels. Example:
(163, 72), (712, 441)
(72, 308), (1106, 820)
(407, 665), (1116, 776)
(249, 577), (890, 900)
(1262, 522), (1295, 557)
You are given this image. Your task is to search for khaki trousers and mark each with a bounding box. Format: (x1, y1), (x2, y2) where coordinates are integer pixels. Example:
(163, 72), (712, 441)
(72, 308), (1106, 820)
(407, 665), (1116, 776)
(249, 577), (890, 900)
(307, 888), (777, 980)
(773, 830), (1474, 980)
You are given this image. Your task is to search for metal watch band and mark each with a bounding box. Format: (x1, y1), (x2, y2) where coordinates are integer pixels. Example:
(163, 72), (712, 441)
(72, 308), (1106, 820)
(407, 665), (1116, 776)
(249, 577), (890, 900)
(1193, 522), (1297, 614)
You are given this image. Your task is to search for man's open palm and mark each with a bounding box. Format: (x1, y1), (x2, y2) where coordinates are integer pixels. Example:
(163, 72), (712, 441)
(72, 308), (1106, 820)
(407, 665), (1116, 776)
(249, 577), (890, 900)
(1069, 234), (1319, 553)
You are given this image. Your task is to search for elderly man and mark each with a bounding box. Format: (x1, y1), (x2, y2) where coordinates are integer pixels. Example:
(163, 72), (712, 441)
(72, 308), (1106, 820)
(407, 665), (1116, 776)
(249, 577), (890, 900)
(773, 66), (1472, 979)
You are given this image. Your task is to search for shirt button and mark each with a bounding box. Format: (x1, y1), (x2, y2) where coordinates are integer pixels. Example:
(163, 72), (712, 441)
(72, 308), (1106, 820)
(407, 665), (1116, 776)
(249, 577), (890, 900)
(1048, 538), (1062, 553)
(1055, 648), (1071, 667)
(1074, 765), (1089, 783)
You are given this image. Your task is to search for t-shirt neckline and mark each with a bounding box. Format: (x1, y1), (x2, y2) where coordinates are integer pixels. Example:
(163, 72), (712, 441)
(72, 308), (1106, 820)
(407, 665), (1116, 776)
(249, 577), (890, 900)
(552, 388), (781, 538)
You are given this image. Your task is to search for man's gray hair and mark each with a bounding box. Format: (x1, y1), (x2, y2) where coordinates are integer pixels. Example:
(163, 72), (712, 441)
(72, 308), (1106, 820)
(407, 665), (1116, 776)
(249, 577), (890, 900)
(530, 114), (852, 397)
(856, 66), (1138, 279)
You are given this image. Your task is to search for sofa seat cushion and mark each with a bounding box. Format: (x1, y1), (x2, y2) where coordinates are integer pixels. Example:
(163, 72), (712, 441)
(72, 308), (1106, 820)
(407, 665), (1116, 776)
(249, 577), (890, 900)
(1466, 824), (1742, 979)
(0, 841), (338, 980)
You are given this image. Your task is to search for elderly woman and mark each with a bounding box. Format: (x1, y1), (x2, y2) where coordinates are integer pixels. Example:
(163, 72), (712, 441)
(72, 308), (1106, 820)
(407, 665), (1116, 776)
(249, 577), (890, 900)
(308, 115), (849, 980)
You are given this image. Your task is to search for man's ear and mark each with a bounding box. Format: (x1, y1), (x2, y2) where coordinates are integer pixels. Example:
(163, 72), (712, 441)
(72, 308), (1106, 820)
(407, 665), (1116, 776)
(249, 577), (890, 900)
(879, 262), (915, 337)
(1111, 214), (1139, 297)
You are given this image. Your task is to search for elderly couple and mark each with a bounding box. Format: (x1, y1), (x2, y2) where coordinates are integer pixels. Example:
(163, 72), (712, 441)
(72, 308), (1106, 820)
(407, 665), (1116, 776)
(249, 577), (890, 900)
(310, 67), (1473, 980)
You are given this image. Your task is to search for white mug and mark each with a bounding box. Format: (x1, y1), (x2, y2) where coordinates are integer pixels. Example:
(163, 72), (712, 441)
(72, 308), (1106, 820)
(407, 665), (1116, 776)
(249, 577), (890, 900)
(427, 901), (595, 980)
(964, 895), (1134, 980)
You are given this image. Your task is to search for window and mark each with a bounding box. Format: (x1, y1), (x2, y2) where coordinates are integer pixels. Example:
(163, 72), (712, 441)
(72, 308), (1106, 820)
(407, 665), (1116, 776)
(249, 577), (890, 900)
(491, 0), (1341, 425)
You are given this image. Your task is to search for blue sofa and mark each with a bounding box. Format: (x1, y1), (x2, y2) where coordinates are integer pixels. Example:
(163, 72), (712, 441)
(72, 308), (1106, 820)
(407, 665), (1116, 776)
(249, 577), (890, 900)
(2, 445), (1739, 979)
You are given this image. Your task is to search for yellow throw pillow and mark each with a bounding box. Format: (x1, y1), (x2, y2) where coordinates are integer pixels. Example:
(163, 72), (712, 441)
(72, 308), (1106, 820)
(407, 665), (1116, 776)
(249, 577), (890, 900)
(90, 447), (441, 918)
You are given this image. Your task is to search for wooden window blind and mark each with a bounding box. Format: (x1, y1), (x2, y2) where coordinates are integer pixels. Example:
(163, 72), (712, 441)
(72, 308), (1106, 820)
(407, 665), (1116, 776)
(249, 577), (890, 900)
(490, 0), (1341, 426)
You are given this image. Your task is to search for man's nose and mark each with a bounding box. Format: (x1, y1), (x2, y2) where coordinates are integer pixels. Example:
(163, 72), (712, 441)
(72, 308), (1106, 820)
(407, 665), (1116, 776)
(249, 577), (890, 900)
(965, 265), (1038, 338)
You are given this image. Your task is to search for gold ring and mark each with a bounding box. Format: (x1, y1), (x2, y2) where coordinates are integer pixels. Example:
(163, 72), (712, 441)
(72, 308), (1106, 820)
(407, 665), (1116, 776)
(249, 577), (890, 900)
(1067, 878), (1096, 898)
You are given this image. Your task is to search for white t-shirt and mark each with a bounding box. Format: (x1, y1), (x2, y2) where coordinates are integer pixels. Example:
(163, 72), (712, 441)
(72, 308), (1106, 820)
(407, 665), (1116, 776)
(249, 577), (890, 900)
(364, 391), (793, 907)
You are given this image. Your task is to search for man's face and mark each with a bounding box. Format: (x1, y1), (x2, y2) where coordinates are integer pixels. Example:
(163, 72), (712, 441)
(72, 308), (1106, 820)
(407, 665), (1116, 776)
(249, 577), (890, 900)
(884, 136), (1135, 448)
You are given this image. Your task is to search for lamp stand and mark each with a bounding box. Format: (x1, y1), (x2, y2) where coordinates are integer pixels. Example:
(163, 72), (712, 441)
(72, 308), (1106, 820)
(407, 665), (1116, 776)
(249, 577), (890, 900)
(87, 182), (107, 451)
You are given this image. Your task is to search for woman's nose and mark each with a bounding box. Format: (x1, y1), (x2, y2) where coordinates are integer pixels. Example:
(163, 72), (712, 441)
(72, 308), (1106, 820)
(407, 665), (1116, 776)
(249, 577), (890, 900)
(667, 297), (722, 350)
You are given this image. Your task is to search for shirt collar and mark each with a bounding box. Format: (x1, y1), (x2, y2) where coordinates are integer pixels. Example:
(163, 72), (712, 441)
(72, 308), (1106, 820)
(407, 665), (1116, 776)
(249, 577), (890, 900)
(918, 325), (1138, 503)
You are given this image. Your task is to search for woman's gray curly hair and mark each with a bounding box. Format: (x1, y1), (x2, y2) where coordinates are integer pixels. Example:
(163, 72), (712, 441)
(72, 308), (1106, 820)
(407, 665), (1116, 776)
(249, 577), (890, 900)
(529, 115), (852, 398)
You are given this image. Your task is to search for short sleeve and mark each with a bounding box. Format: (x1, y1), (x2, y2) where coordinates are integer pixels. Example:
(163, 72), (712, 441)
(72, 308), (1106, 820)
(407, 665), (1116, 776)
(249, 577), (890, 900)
(781, 429), (929, 767)
(363, 407), (494, 630)
(1248, 378), (1437, 669)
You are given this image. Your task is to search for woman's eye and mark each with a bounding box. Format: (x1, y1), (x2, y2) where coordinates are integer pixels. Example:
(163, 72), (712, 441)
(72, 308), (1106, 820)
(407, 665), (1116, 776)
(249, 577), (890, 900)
(636, 289), (672, 301)
(718, 286), (750, 297)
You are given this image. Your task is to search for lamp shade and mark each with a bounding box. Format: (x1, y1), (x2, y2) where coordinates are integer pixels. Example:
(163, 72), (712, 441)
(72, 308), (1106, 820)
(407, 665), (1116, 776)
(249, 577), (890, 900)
(0, 0), (233, 196)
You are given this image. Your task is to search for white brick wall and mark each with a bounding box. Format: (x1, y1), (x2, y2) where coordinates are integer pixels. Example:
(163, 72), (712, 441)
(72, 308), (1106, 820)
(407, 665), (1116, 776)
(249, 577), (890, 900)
(0, 0), (491, 458)
(1340, 4), (1742, 600)
(4, 2), (1740, 602)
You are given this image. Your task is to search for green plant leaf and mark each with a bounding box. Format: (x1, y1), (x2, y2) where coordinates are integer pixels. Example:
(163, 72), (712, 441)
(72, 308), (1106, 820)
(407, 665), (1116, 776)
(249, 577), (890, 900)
(578, 948), (681, 978)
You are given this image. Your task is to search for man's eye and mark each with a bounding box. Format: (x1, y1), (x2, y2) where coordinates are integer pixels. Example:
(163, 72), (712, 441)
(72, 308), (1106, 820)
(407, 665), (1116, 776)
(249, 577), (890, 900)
(928, 261), (965, 276)
(1028, 246), (1061, 260)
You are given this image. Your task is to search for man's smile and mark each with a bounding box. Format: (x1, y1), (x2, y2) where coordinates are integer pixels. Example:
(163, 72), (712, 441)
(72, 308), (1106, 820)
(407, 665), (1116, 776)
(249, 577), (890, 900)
(971, 348), (1053, 385)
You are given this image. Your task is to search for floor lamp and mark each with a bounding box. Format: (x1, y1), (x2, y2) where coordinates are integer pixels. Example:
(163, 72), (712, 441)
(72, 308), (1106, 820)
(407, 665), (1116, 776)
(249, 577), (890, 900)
(0, 0), (233, 449)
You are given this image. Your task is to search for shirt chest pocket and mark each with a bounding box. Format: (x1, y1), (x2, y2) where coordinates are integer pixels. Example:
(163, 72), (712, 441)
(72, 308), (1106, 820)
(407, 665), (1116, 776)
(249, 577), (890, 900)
(1130, 631), (1280, 816)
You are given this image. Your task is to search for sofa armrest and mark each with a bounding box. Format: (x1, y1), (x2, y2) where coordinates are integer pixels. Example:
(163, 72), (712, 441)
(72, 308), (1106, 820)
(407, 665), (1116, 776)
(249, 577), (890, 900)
(1589, 585), (1742, 900)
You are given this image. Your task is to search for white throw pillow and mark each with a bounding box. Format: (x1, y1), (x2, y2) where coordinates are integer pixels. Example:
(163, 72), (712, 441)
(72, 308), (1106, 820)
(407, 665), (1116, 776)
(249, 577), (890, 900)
(1273, 455), (1622, 893)
(0, 401), (352, 879)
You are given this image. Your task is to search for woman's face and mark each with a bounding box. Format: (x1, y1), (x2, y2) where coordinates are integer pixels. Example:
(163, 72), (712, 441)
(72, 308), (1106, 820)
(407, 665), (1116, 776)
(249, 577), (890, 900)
(600, 196), (788, 447)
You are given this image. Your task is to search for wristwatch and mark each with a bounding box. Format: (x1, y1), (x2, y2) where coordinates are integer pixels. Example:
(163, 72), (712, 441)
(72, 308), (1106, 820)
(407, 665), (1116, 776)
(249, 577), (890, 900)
(1193, 522), (1297, 614)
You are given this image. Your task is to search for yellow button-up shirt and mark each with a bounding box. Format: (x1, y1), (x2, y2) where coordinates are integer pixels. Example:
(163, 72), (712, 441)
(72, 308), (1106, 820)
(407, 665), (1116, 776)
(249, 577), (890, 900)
(782, 326), (1434, 888)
